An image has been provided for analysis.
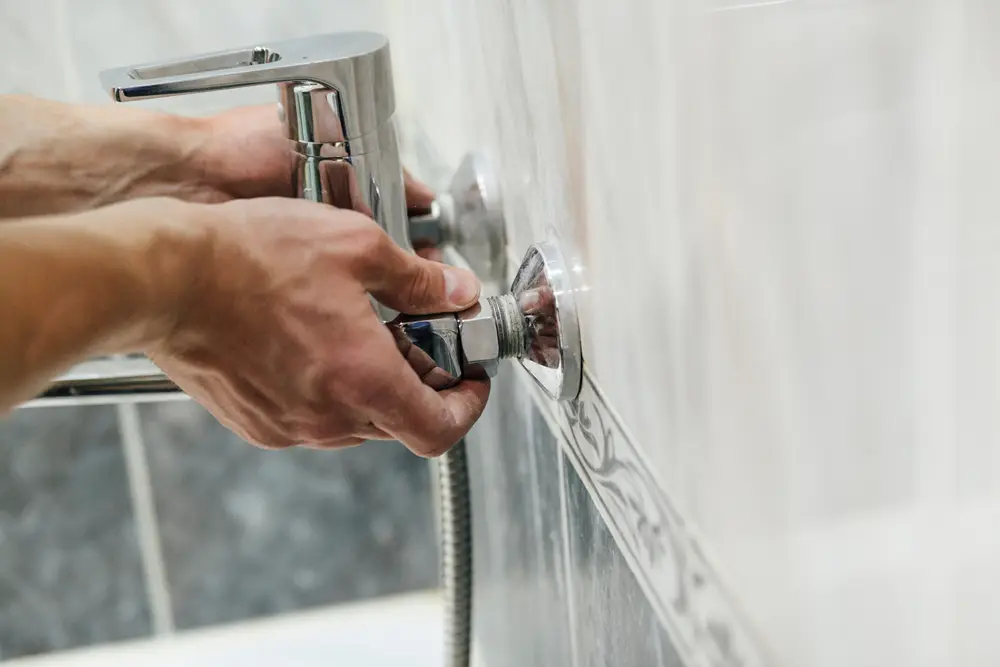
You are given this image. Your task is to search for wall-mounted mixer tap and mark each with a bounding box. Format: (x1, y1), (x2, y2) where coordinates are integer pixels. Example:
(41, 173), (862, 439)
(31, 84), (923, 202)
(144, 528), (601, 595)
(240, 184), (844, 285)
(100, 32), (410, 257)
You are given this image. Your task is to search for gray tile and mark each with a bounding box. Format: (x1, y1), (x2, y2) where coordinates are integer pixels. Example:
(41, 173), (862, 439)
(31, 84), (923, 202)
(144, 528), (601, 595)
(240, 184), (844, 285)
(563, 454), (668, 667)
(0, 407), (151, 659)
(465, 366), (573, 667)
(658, 622), (686, 667)
(527, 402), (575, 665)
(137, 401), (438, 630)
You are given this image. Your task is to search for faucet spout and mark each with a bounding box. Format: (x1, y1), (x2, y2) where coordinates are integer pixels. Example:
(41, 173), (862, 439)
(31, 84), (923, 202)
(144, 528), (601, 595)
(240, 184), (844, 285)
(100, 32), (410, 258)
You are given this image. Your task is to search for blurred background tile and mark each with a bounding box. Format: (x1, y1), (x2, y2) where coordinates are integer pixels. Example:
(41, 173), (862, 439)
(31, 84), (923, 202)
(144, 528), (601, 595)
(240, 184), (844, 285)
(466, 366), (574, 667)
(0, 407), (151, 659)
(0, 0), (72, 100)
(137, 401), (438, 630)
(562, 455), (674, 667)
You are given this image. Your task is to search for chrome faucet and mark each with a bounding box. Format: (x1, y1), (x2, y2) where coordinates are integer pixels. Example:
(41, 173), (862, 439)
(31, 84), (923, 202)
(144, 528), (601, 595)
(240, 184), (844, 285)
(99, 32), (410, 254)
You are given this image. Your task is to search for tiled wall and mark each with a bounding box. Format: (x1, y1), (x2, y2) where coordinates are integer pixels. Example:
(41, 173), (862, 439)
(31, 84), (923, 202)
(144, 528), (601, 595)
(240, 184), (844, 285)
(0, 402), (437, 660)
(386, 0), (1000, 664)
(0, 407), (149, 658)
(466, 367), (683, 667)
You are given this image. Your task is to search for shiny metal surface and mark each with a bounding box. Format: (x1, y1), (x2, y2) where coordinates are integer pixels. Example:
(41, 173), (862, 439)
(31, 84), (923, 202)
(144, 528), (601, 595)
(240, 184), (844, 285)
(408, 152), (506, 284)
(100, 32), (410, 260)
(100, 33), (394, 139)
(510, 241), (583, 402)
(454, 300), (500, 380)
(36, 356), (180, 402)
(381, 240), (584, 401)
(387, 313), (463, 391)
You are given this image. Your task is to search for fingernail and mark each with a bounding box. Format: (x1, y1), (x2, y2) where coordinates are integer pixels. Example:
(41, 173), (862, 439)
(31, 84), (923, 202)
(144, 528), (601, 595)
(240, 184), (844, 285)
(444, 267), (480, 307)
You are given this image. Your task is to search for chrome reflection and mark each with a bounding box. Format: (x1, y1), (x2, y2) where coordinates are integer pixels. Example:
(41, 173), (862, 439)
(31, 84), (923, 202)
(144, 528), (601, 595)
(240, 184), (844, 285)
(510, 241), (583, 402)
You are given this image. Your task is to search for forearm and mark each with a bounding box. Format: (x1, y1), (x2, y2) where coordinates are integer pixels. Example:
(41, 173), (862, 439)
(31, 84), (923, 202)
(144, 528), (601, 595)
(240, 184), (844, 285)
(0, 95), (216, 218)
(0, 199), (201, 410)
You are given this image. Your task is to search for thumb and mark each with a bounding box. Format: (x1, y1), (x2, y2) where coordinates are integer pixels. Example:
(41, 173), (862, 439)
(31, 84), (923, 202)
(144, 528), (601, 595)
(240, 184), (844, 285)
(360, 233), (481, 314)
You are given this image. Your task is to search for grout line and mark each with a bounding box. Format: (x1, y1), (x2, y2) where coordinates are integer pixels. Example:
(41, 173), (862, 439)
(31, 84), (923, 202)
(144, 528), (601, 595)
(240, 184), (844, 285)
(652, 614), (668, 667)
(557, 449), (582, 667)
(117, 403), (175, 636)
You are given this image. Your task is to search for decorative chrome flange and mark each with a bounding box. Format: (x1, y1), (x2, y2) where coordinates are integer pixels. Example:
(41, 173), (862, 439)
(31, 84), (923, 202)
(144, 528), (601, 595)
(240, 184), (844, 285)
(408, 152), (506, 285)
(510, 241), (583, 402)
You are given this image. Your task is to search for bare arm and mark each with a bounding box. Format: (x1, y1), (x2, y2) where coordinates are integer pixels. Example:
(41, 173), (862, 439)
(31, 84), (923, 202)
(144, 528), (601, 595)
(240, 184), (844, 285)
(0, 95), (434, 219)
(0, 196), (487, 456)
(0, 199), (192, 407)
(0, 96), (213, 217)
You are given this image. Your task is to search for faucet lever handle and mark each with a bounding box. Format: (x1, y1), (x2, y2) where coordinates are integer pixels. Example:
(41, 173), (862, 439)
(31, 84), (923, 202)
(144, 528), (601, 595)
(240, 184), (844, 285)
(101, 44), (288, 101)
(99, 32), (394, 140)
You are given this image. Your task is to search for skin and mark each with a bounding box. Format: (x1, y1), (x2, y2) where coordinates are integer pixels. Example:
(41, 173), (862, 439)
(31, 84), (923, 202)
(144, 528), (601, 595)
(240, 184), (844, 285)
(0, 95), (487, 457)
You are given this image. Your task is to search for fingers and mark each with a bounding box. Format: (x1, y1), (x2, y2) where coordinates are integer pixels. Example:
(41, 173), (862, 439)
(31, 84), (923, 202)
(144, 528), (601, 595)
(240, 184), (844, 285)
(383, 378), (491, 458)
(348, 334), (490, 457)
(356, 230), (481, 314)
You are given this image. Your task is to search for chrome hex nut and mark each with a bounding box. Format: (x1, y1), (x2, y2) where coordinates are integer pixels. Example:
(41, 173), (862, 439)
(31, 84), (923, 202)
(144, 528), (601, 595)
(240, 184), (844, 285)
(456, 298), (501, 379)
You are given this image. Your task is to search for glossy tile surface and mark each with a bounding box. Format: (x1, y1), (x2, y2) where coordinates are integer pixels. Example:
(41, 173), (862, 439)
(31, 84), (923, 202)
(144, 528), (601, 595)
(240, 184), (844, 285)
(138, 401), (437, 630)
(466, 366), (574, 667)
(563, 453), (680, 667)
(387, 0), (1000, 664)
(465, 366), (681, 667)
(0, 408), (150, 658)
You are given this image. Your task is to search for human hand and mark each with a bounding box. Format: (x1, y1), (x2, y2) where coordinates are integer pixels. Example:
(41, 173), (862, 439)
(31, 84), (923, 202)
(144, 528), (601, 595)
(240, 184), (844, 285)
(0, 97), (438, 217)
(146, 196), (488, 456)
(192, 105), (439, 209)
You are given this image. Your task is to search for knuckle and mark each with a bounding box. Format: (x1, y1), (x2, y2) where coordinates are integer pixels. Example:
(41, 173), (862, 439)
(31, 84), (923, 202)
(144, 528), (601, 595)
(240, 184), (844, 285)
(353, 222), (388, 258)
(412, 433), (460, 459)
(292, 402), (355, 444)
(402, 265), (436, 309)
(407, 409), (463, 458)
(334, 360), (384, 409)
(244, 428), (297, 450)
(239, 413), (301, 450)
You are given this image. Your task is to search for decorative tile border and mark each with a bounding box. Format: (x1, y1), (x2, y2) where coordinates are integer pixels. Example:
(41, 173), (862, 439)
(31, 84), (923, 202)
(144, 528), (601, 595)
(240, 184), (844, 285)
(516, 365), (776, 667)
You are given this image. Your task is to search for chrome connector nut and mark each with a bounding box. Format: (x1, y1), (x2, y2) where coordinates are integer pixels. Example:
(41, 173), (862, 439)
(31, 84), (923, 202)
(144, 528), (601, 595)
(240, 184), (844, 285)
(387, 313), (462, 390)
(457, 298), (501, 379)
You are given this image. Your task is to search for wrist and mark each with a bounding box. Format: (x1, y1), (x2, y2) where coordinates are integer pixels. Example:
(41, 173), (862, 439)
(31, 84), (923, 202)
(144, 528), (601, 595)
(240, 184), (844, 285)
(0, 199), (217, 407)
(0, 96), (220, 217)
(77, 197), (216, 352)
(124, 198), (217, 351)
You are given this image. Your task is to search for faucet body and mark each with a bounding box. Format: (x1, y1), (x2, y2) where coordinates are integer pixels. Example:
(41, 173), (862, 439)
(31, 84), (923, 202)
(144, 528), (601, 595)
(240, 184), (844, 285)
(100, 33), (410, 255)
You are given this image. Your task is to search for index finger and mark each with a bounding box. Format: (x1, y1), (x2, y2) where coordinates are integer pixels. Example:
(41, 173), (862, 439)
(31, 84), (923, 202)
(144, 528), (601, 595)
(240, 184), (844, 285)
(349, 326), (490, 457)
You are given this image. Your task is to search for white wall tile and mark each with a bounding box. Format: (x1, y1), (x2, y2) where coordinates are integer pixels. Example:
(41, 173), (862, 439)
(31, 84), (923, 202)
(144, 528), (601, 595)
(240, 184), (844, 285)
(0, 0), (72, 99)
(402, 0), (1000, 665)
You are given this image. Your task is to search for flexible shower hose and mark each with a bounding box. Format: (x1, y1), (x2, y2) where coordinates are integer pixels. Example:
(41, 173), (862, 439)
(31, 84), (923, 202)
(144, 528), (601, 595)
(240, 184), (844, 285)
(438, 440), (472, 667)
